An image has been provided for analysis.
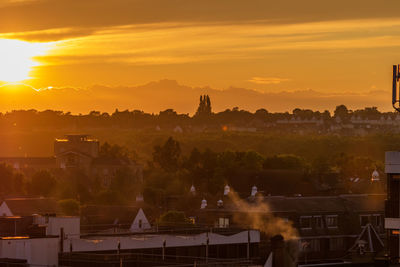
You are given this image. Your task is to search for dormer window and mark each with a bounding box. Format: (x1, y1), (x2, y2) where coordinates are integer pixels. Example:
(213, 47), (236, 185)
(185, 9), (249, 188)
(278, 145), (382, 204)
(314, 216), (323, 229)
(360, 214), (382, 228)
(373, 214), (381, 227)
(218, 218), (229, 228)
(300, 216), (312, 229)
(360, 215), (370, 227)
(326, 215), (338, 228)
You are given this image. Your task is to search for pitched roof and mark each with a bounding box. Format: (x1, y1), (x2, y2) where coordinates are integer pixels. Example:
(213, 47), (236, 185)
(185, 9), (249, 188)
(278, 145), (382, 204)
(3, 198), (59, 216)
(56, 150), (94, 159)
(266, 196), (347, 214)
(203, 194), (385, 214)
(339, 194), (385, 212)
(81, 205), (145, 225)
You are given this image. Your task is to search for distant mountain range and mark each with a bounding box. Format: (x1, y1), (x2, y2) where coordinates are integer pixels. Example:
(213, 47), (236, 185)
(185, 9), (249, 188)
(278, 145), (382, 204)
(0, 79), (390, 114)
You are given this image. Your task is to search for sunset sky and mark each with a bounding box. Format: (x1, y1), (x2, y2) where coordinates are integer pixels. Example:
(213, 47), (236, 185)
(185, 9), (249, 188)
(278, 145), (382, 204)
(1, 0), (400, 113)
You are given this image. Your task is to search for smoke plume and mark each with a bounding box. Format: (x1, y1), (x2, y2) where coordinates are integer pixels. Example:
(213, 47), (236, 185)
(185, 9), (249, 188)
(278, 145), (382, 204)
(228, 191), (298, 240)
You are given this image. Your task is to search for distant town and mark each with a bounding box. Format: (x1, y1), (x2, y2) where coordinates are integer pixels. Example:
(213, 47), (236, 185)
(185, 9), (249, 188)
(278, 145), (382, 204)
(0, 96), (394, 266)
(1, 99), (400, 136)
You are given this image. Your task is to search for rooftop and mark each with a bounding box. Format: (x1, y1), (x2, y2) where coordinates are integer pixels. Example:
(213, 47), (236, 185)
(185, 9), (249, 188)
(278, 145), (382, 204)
(56, 134), (98, 142)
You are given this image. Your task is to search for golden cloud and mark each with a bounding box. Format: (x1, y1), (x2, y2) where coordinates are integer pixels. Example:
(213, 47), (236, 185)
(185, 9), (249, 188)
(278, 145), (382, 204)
(248, 77), (290, 85)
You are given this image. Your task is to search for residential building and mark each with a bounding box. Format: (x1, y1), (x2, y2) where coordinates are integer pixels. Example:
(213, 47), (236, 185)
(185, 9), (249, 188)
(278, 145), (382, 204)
(384, 151), (400, 264)
(195, 194), (385, 263)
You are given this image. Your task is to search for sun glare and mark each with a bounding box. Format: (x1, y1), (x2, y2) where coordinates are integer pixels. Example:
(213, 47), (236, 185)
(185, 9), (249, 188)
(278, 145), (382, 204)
(0, 39), (50, 83)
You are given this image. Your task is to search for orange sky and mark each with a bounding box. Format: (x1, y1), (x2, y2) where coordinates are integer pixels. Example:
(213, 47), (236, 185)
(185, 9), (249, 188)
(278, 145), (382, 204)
(1, 0), (400, 113)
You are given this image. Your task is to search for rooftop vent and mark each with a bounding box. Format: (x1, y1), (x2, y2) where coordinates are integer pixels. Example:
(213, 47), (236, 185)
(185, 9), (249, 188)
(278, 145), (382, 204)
(200, 199), (207, 209)
(371, 170), (380, 182)
(136, 194), (144, 202)
(190, 185), (196, 195)
(251, 185), (258, 197)
(224, 185), (230, 195)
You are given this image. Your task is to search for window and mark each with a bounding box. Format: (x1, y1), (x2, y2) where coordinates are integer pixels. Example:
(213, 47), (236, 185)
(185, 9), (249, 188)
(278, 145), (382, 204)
(102, 177), (111, 187)
(299, 240), (306, 252)
(299, 239), (320, 252)
(360, 215), (370, 227)
(218, 217), (229, 228)
(360, 214), (382, 228)
(326, 215), (338, 228)
(310, 239), (321, 252)
(299, 240), (309, 252)
(314, 216), (323, 229)
(188, 217), (196, 224)
(138, 219), (142, 228)
(67, 154), (76, 165)
(372, 214), (381, 227)
(13, 163), (19, 170)
(329, 237), (344, 251)
(300, 216), (312, 229)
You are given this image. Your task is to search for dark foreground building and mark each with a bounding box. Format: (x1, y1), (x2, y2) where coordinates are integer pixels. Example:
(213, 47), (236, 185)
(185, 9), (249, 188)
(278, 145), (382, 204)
(196, 193), (386, 265)
(385, 151), (400, 264)
(58, 229), (260, 267)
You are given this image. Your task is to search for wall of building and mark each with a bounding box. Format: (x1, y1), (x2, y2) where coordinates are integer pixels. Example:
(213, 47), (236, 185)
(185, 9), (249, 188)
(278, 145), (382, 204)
(0, 237), (58, 266)
(54, 136), (99, 158)
(64, 230), (260, 253)
(47, 217), (80, 238)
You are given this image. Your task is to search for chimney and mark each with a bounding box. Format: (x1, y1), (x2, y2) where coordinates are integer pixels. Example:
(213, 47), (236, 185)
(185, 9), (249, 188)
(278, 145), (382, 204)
(270, 235), (297, 267)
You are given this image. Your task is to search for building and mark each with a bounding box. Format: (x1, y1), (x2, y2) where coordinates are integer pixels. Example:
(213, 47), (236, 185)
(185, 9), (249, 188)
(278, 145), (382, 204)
(54, 134), (99, 172)
(80, 205), (154, 233)
(0, 210), (261, 266)
(0, 212), (80, 266)
(0, 236), (59, 266)
(384, 151), (400, 264)
(0, 197), (59, 217)
(195, 194), (385, 264)
(0, 134), (143, 187)
(59, 229), (260, 266)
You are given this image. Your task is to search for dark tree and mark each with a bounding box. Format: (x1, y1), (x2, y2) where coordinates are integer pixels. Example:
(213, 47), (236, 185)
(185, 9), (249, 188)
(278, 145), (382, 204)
(12, 173), (25, 194)
(0, 163), (14, 193)
(98, 142), (131, 163)
(153, 137), (181, 172)
(195, 95), (212, 117)
(158, 210), (191, 226)
(334, 105), (350, 123)
(263, 154), (305, 170)
(58, 199), (80, 216)
(30, 170), (56, 197)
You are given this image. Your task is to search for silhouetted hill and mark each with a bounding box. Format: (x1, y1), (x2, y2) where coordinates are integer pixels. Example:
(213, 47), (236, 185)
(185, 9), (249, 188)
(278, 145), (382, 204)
(0, 80), (389, 114)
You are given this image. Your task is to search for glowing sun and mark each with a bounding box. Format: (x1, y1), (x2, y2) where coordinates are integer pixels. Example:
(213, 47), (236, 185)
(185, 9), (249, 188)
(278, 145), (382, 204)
(0, 39), (50, 83)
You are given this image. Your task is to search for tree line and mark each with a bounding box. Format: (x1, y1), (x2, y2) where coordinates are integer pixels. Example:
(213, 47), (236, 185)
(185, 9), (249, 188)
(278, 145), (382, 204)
(0, 135), (383, 215)
(0, 99), (395, 130)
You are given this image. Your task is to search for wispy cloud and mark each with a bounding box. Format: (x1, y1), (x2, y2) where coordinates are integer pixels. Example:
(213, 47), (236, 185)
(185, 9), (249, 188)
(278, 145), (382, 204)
(248, 77), (290, 85)
(34, 18), (400, 67)
(1, 0), (400, 35)
(0, 27), (98, 42)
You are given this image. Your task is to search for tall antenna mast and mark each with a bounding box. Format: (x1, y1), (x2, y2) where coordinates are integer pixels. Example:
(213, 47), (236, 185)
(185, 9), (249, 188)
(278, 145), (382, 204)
(392, 64), (400, 112)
